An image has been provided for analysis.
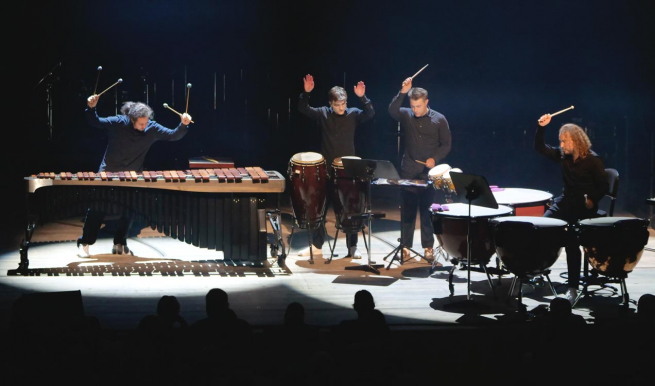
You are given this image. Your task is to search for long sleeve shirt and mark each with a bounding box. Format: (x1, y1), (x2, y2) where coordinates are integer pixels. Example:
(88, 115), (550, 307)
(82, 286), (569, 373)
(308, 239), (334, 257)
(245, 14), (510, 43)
(534, 125), (608, 205)
(85, 107), (189, 173)
(298, 92), (375, 165)
(388, 92), (451, 178)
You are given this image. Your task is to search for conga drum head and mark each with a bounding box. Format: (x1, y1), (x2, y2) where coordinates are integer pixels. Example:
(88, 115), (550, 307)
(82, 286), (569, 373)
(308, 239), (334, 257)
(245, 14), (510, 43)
(430, 203), (513, 265)
(578, 217), (650, 276)
(291, 152), (325, 165)
(491, 216), (568, 276)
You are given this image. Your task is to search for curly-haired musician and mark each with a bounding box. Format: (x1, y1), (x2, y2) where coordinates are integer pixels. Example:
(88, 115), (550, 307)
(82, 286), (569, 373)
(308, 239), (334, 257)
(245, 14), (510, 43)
(77, 94), (192, 257)
(535, 114), (608, 304)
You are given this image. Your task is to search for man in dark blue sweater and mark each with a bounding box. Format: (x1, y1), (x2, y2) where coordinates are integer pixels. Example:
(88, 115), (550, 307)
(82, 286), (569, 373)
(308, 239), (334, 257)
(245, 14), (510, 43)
(77, 94), (192, 257)
(389, 77), (451, 262)
(297, 74), (375, 259)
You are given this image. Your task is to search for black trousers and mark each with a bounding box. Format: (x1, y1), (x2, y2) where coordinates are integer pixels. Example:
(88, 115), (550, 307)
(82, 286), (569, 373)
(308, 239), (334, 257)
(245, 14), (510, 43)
(310, 179), (358, 249)
(400, 184), (437, 250)
(78, 208), (133, 246)
(543, 195), (597, 289)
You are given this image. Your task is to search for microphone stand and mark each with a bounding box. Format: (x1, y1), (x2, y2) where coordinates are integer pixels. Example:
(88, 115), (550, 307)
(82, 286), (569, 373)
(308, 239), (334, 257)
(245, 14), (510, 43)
(33, 62), (61, 141)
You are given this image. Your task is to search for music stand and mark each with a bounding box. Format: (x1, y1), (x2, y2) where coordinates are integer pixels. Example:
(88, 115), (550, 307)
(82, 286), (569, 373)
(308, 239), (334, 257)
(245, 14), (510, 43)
(341, 159), (391, 275)
(443, 172), (498, 312)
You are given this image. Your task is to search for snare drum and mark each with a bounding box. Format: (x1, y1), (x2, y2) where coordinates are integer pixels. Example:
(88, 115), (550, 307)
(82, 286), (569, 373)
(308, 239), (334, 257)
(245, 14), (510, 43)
(492, 188), (553, 216)
(577, 217), (650, 277)
(491, 216), (568, 276)
(430, 203), (513, 265)
(428, 164), (451, 190)
(288, 152), (327, 229)
(331, 156), (367, 232)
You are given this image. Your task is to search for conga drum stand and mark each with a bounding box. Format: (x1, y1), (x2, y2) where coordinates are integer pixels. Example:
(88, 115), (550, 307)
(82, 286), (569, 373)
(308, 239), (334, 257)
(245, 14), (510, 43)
(443, 173), (499, 312)
(341, 159), (391, 275)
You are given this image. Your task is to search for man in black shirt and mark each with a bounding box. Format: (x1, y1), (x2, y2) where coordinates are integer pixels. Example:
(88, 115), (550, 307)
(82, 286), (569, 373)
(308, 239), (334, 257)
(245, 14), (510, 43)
(389, 77), (451, 261)
(535, 113), (608, 304)
(297, 74), (375, 259)
(77, 94), (192, 257)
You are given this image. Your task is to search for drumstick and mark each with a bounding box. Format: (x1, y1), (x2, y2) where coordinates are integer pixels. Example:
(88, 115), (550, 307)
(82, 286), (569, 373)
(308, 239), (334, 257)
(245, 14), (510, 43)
(550, 105), (574, 117)
(411, 64), (429, 80)
(93, 66), (102, 95)
(185, 83), (192, 114)
(415, 160), (427, 165)
(163, 103), (195, 123)
(538, 105), (574, 122)
(97, 78), (122, 97)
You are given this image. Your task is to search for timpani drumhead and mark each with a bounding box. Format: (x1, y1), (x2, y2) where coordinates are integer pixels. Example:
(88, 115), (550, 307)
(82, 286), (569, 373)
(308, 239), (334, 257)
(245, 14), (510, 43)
(291, 152), (325, 165)
(491, 216), (567, 228)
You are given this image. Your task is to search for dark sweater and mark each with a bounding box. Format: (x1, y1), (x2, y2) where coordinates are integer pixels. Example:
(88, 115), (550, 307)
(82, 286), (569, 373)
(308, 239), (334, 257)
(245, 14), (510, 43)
(388, 92), (451, 178)
(85, 107), (189, 172)
(298, 92), (374, 166)
(534, 125), (608, 204)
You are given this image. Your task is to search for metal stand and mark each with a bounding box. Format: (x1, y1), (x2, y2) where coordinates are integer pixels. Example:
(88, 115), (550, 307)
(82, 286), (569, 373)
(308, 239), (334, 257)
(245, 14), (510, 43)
(442, 173), (499, 312)
(33, 62), (61, 141)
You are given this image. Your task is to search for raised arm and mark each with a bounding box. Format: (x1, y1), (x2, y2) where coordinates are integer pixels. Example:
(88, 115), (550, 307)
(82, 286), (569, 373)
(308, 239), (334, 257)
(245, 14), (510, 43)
(534, 114), (561, 162)
(354, 81), (375, 123)
(388, 77), (412, 121)
(85, 94), (124, 129)
(297, 74), (323, 120)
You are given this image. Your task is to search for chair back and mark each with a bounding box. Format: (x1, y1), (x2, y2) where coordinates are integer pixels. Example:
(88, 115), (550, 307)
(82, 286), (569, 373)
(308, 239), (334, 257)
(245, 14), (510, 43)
(597, 168), (619, 217)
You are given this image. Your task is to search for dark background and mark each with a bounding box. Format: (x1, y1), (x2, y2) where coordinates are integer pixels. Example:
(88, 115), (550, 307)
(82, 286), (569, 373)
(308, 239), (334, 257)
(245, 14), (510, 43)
(6, 0), (655, 229)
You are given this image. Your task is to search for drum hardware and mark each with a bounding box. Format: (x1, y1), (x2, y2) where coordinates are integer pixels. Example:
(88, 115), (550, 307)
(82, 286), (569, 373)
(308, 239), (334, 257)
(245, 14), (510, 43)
(442, 173), (504, 312)
(340, 158), (396, 275)
(572, 217), (650, 308)
(266, 209), (287, 268)
(325, 157), (370, 264)
(491, 216), (568, 315)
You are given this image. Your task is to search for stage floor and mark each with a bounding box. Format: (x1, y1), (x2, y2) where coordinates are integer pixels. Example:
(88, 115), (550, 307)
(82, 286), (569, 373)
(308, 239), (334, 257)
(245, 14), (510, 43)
(1, 192), (654, 331)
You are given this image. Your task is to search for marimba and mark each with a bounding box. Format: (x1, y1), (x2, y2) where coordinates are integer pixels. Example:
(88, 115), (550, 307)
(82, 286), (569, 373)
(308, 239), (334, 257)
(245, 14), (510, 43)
(17, 168), (285, 271)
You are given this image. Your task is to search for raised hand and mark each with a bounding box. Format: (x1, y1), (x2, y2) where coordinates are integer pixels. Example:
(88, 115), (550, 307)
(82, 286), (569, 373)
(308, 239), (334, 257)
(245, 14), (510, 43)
(303, 74), (315, 93)
(353, 81), (366, 97)
(181, 113), (192, 125)
(400, 77), (412, 94)
(538, 114), (551, 127)
(87, 94), (99, 108)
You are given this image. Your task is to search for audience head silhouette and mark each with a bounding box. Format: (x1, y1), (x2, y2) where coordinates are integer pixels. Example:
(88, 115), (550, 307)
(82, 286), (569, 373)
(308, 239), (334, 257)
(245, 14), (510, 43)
(284, 302), (305, 325)
(549, 297), (572, 319)
(353, 290), (375, 314)
(157, 295), (181, 322)
(206, 288), (230, 318)
(637, 293), (655, 319)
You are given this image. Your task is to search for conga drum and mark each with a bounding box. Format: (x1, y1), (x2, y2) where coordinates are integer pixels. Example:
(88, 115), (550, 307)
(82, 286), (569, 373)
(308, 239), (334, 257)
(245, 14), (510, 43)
(430, 203), (513, 266)
(330, 156), (367, 232)
(491, 188), (553, 216)
(577, 217), (650, 277)
(427, 164), (450, 191)
(491, 216), (568, 276)
(288, 152), (327, 229)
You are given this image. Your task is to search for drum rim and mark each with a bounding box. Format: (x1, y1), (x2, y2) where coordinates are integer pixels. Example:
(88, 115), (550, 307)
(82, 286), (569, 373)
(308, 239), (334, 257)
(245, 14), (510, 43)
(428, 163), (451, 176)
(291, 152), (326, 165)
(578, 217), (649, 226)
(491, 188), (553, 206)
(332, 155), (361, 167)
(490, 216), (568, 227)
(430, 203), (513, 218)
